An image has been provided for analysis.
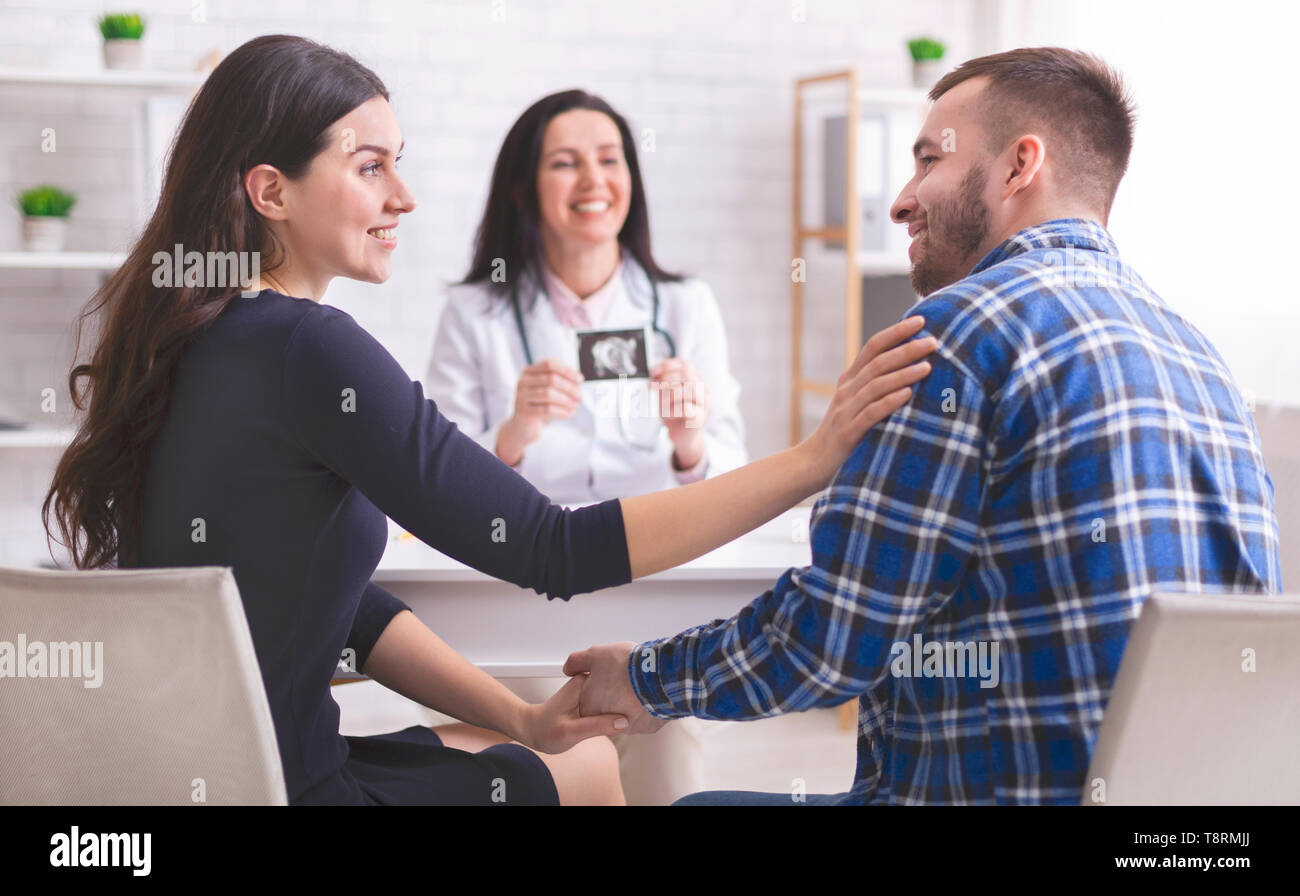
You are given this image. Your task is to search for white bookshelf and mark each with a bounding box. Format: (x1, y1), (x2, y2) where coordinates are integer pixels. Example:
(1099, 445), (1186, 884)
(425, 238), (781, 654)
(0, 427), (76, 449)
(0, 251), (126, 270)
(0, 67), (206, 90)
(0, 68), (201, 456)
(1, 64), (208, 266)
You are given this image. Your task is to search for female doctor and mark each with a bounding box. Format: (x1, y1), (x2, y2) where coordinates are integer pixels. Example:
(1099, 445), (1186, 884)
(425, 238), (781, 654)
(426, 89), (746, 503)
(424, 89), (747, 803)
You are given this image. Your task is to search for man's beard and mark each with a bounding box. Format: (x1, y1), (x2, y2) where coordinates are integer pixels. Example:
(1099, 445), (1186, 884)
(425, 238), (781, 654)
(910, 165), (991, 297)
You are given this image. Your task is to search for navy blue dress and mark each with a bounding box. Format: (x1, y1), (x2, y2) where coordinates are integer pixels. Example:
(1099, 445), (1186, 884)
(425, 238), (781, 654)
(134, 288), (632, 804)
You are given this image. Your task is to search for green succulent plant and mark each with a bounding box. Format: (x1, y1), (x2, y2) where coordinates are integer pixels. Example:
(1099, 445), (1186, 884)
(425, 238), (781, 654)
(908, 37), (946, 61)
(17, 185), (77, 218)
(98, 13), (145, 40)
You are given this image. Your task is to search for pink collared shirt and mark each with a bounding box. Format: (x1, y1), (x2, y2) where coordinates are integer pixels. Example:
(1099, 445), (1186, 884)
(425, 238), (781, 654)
(542, 263), (618, 330)
(541, 262), (708, 483)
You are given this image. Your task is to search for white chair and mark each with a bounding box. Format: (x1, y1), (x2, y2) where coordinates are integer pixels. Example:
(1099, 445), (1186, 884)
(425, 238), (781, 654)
(1083, 591), (1300, 805)
(0, 565), (286, 805)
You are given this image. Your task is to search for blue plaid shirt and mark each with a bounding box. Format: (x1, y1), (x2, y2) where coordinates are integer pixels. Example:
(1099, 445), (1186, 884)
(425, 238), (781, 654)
(630, 218), (1282, 804)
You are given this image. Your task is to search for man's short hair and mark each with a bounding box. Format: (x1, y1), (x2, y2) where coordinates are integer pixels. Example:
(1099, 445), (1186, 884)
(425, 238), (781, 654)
(930, 47), (1136, 217)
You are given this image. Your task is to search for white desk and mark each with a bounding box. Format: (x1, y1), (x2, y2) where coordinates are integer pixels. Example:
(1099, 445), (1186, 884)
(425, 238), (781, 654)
(369, 508), (814, 678)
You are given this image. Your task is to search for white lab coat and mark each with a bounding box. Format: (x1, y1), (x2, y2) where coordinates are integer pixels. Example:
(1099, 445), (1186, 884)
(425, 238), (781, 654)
(424, 259), (747, 504)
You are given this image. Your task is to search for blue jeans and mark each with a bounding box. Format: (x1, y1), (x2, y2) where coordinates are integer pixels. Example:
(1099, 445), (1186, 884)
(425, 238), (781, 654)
(673, 790), (853, 806)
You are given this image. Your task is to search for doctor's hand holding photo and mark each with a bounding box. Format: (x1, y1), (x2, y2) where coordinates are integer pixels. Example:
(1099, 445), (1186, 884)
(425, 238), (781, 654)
(497, 359), (585, 468)
(651, 357), (709, 470)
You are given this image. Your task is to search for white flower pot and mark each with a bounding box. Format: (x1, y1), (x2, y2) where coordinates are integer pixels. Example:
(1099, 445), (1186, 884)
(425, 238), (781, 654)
(21, 217), (68, 252)
(912, 59), (947, 89)
(102, 38), (143, 70)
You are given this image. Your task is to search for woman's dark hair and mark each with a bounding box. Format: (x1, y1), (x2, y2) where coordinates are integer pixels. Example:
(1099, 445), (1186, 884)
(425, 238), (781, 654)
(42, 34), (388, 569)
(461, 89), (680, 303)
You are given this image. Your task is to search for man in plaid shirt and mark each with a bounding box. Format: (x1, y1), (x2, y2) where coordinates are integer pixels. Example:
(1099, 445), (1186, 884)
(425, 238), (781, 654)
(566, 48), (1282, 804)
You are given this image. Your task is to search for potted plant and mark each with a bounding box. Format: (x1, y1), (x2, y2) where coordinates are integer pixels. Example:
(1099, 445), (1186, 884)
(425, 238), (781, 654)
(908, 37), (947, 89)
(99, 13), (145, 70)
(16, 185), (76, 252)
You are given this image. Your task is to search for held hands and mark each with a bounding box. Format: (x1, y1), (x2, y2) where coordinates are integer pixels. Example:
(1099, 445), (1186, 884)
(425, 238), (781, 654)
(801, 315), (937, 485)
(497, 360), (584, 466)
(651, 357), (709, 468)
(518, 643), (665, 754)
(563, 641), (666, 735)
(517, 671), (630, 754)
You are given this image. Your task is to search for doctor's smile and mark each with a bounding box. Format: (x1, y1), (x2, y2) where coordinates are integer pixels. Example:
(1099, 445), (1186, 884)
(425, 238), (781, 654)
(571, 200), (612, 216)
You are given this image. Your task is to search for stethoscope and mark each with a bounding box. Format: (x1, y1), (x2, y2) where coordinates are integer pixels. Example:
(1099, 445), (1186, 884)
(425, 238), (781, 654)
(509, 269), (677, 451)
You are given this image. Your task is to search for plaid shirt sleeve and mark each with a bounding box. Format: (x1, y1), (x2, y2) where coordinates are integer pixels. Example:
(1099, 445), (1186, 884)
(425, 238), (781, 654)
(628, 330), (991, 719)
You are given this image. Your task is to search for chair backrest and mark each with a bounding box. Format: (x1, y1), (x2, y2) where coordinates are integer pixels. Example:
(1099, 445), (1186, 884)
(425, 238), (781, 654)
(0, 565), (286, 805)
(1083, 591), (1300, 805)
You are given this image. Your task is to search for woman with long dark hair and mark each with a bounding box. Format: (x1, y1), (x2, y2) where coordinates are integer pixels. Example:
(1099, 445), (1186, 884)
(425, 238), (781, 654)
(42, 35), (935, 805)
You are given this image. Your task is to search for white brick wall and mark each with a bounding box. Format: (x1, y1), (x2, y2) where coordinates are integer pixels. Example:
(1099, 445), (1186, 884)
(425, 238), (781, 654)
(0, 0), (977, 567)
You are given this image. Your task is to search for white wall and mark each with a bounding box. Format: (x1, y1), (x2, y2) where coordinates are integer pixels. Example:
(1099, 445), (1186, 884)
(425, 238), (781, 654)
(0, 0), (976, 566)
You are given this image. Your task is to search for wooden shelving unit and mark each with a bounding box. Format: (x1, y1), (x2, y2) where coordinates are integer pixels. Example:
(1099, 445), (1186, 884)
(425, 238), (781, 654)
(791, 69), (859, 446)
(790, 71), (927, 445)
